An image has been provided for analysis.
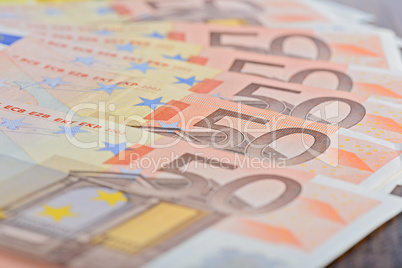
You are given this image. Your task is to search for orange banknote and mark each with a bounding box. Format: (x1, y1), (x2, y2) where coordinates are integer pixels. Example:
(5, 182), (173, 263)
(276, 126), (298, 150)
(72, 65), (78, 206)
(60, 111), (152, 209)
(135, 93), (401, 189)
(27, 29), (402, 103)
(184, 46), (402, 101)
(0, 1), (125, 24)
(0, 99), (401, 268)
(111, 0), (342, 26)
(8, 38), (401, 146)
(163, 22), (402, 71)
(2, 38), (401, 190)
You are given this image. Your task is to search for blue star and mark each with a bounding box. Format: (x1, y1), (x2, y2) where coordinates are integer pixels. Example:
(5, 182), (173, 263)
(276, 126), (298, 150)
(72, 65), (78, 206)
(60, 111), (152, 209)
(93, 83), (125, 95)
(0, 118), (29, 131)
(45, 8), (63, 16)
(73, 56), (98, 66)
(174, 76), (201, 86)
(96, 29), (112, 35)
(98, 141), (128, 155)
(0, 78), (11, 87)
(144, 31), (165, 39)
(135, 97), (165, 110)
(40, 76), (68, 89)
(211, 93), (228, 100)
(163, 54), (188, 61)
(119, 168), (143, 178)
(54, 125), (90, 138)
(116, 43), (138, 52)
(157, 121), (182, 132)
(97, 7), (114, 15)
(127, 62), (156, 73)
(0, 12), (17, 19)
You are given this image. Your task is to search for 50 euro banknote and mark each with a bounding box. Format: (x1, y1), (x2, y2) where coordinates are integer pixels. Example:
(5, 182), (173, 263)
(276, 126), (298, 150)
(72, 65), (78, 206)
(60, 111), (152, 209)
(111, 0), (264, 24)
(20, 18), (402, 71)
(183, 46), (402, 102)
(28, 28), (402, 103)
(30, 28), (205, 60)
(111, 0), (344, 27)
(7, 38), (402, 147)
(25, 36), (222, 88)
(0, 99), (401, 268)
(160, 22), (402, 71)
(1, 42), (401, 189)
(0, 19), (172, 37)
(0, 1), (125, 24)
(133, 93), (401, 189)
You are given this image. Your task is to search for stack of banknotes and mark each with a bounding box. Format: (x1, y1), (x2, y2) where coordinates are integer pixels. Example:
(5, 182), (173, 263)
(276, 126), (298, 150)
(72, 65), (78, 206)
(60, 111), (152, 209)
(0, 0), (401, 267)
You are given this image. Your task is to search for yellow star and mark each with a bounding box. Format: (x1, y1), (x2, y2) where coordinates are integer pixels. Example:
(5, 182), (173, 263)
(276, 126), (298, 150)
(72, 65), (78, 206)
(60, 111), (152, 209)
(37, 204), (78, 223)
(0, 210), (6, 219)
(92, 190), (128, 206)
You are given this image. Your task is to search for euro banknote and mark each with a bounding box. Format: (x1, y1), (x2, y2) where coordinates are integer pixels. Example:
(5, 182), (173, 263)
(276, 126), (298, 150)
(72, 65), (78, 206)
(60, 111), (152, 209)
(0, 49), (192, 118)
(0, 99), (401, 268)
(134, 93), (401, 189)
(29, 28), (402, 103)
(159, 22), (402, 71)
(181, 71), (402, 146)
(8, 38), (402, 147)
(0, 19), (171, 37)
(184, 46), (402, 101)
(0, 0), (400, 267)
(23, 36), (222, 86)
(1, 46), (400, 190)
(15, 19), (402, 71)
(111, 0), (264, 25)
(0, 1), (125, 24)
(31, 28), (205, 60)
(111, 0), (344, 27)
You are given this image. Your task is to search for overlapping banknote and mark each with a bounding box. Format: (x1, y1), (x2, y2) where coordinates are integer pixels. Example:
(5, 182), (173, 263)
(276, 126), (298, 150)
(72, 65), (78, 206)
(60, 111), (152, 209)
(0, 0), (401, 268)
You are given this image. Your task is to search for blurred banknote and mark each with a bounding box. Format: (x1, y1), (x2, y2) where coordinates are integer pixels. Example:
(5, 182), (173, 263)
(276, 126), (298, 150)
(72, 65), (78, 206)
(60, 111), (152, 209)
(0, 100), (401, 268)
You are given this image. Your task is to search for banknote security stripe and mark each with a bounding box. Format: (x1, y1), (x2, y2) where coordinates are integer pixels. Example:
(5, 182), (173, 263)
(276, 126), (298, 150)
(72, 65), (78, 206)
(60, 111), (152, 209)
(93, 202), (204, 254)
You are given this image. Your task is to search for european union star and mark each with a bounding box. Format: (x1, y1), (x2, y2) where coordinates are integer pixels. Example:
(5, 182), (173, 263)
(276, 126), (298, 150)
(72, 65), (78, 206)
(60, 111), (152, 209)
(174, 76), (201, 86)
(157, 121), (182, 132)
(73, 56), (98, 66)
(97, 7), (114, 15)
(54, 125), (90, 138)
(163, 54), (188, 61)
(93, 83), (125, 95)
(0, 118), (29, 131)
(127, 62), (156, 73)
(0, 78), (10, 87)
(116, 43), (138, 52)
(144, 31), (165, 39)
(98, 142), (128, 155)
(40, 76), (68, 89)
(135, 97), (165, 110)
